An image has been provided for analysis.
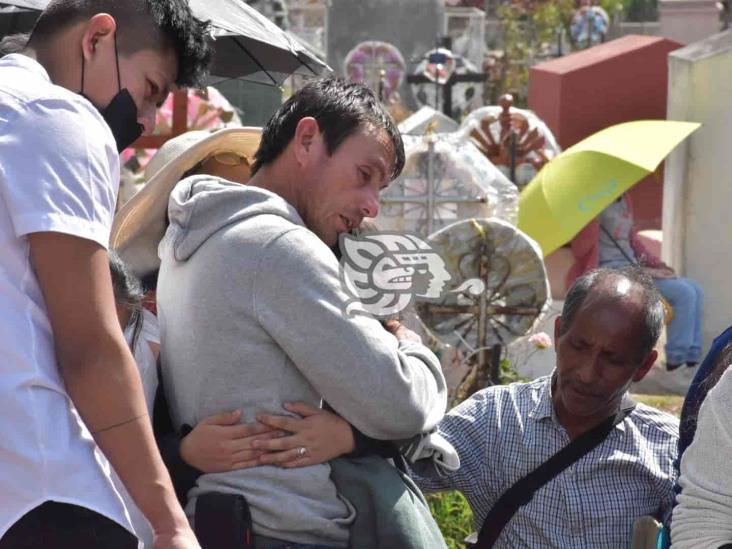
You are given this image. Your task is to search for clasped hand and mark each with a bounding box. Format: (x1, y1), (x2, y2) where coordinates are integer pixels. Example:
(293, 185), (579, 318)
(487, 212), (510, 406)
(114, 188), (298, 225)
(180, 403), (355, 473)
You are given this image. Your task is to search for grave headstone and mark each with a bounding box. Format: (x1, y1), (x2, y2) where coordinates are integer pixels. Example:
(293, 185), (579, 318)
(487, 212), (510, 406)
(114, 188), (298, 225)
(444, 7), (486, 69)
(659, 0), (720, 45)
(287, 0), (328, 56)
(398, 106), (460, 135)
(327, 0), (445, 109)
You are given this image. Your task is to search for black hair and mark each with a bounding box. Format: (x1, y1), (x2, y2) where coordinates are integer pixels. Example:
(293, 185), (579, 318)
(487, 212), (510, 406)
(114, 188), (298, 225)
(140, 269), (159, 293)
(561, 266), (664, 362)
(27, 0), (212, 87)
(252, 77), (405, 180)
(0, 32), (30, 57)
(109, 250), (145, 353)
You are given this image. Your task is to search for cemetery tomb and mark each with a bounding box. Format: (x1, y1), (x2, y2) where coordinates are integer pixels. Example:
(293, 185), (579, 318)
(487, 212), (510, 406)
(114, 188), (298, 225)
(375, 132), (519, 237)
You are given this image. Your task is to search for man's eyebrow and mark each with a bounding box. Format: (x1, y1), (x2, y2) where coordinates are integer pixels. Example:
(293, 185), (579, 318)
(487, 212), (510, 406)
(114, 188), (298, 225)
(366, 156), (388, 181)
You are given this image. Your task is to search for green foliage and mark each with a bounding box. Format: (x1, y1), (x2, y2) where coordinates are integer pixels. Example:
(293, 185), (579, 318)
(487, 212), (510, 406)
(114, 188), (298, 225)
(632, 394), (683, 417)
(451, 353), (527, 407)
(500, 357), (529, 384)
(495, 0), (575, 105)
(428, 491), (474, 549)
(599, 0), (631, 19)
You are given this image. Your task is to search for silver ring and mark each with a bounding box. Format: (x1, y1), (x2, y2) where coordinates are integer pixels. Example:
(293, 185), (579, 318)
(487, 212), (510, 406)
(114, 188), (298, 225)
(296, 446), (307, 457)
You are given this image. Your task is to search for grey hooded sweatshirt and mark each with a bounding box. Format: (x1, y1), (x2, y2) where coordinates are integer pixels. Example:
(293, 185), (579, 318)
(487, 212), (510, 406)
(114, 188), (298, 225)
(157, 176), (447, 546)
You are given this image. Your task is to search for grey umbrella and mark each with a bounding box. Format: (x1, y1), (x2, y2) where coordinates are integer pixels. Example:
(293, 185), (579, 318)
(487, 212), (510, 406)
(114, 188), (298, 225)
(0, 4), (36, 40)
(0, 0), (331, 85)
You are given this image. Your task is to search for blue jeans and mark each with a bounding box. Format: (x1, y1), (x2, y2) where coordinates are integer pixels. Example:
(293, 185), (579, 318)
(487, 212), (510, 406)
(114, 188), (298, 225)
(655, 277), (703, 364)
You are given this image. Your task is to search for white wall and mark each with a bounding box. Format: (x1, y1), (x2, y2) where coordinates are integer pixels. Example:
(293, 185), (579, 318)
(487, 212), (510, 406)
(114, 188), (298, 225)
(659, 0), (720, 45)
(664, 29), (732, 348)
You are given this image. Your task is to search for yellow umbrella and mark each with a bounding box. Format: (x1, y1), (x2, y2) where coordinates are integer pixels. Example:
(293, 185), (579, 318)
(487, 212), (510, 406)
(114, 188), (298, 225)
(518, 120), (700, 256)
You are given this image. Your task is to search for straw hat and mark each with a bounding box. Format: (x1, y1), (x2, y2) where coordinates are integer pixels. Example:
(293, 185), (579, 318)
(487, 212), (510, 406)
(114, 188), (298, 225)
(111, 126), (262, 278)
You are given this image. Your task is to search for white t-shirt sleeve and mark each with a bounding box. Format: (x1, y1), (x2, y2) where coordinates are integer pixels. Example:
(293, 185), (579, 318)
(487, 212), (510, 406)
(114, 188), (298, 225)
(0, 96), (119, 248)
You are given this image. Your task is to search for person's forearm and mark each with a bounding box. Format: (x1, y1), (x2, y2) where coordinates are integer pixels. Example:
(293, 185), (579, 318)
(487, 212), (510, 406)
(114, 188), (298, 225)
(29, 233), (196, 545)
(60, 340), (189, 535)
(158, 426), (203, 506)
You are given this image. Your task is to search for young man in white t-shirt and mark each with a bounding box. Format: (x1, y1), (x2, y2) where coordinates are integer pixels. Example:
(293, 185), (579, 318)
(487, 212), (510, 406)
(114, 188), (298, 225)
(0, 2), (211, 548)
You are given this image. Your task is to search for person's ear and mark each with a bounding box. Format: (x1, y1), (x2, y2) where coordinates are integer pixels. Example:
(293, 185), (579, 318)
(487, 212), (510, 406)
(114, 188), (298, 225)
(633, 349), (658, 382)
(80, 14), (116, 63)
(292, 117), (321, 167)
(554, 317), (561, 346)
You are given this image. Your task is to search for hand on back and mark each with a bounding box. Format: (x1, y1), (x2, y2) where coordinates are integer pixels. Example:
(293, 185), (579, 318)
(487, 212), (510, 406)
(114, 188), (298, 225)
(182, 403), (355, 472)
(254, 402), (356, 468)
(180, 410), (284, 473)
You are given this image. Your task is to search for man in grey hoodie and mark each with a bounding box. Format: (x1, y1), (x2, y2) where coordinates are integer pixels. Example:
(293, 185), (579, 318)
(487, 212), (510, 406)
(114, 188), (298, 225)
(157, 78), (448, 547)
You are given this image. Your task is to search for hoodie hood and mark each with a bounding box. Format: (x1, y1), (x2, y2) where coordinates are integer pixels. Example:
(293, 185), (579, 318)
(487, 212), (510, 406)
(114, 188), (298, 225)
(162, 175), (304, 263)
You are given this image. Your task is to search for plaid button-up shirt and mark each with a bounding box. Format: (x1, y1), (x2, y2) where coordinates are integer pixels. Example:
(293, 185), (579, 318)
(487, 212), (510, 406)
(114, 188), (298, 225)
(413, 375), (679, 548)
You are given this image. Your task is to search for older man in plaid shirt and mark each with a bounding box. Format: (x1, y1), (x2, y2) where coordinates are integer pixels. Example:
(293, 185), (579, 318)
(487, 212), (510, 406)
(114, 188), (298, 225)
(413, 267), (679, 548)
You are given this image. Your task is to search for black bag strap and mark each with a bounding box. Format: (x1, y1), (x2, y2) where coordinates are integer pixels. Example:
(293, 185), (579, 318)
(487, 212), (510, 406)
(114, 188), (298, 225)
(599, 222), (639, 266)
(475, 406), (634, 548)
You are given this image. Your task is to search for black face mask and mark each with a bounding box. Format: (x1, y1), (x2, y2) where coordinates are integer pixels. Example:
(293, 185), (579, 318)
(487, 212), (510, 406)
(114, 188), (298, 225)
(80, 34), (143, 153)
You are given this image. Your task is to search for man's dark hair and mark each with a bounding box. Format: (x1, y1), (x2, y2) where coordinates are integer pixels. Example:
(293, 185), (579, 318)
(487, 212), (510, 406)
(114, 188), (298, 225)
(560, 266), (664, 362)
(27, 0), (212, 87)
(252, 77), (405, 180)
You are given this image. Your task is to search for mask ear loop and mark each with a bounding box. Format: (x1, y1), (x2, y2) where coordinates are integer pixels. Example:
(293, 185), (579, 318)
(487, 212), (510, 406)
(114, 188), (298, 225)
(80, 45), (85, 94)
(113, 32), (122, 92)
(80, 33), (115, 94)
